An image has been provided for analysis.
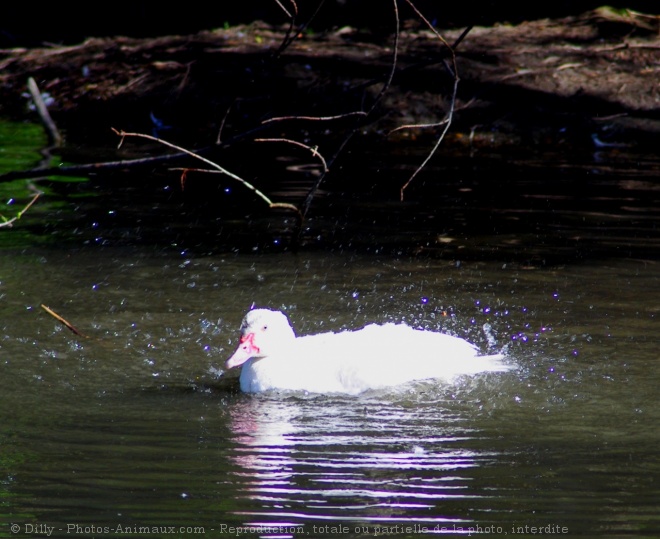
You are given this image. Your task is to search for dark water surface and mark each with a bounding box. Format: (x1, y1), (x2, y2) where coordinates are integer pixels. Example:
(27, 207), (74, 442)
(1, 121), (659, 537)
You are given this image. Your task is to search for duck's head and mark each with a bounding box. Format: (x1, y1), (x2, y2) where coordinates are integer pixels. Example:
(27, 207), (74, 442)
(225, 309), (297, 369)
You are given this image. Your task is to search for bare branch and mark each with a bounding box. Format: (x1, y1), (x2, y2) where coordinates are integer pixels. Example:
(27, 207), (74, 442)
(261, 111), (367, 125)
(368, 0), (400, 113)
(41, 304), (87, 338)
(272, 0), (326, 60)
(399, 78), (458, 201)
(271, 0), (296, 19)
(388, 118), (449, 135)
(254, 137), (329, 172)
(301, 0), (401, 220)
(399, 0), (465, 201)
(271, 0), (297, 58)
(216, 100), (237, 144)
(0, 191), (42, 228)
(112, 129), (302, 219)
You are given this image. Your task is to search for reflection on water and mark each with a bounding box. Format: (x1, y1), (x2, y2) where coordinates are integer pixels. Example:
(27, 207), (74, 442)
(227, 393), (504, 529)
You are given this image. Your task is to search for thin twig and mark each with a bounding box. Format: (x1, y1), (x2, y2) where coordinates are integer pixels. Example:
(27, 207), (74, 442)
(0, 192), (42, 228)
(254, 138), (329, 172)
(272, 0), (327, 59)
(216, 100), (237, 144)
(112, 129), (302, 219)
(388, 118), (449, 134)
(301, 0), (400, 219)
(272, 0), (295, 19)
(261, 111), (367, 125)
(399, 0), (465, 201)
(398, 78), (457, 201)
(270, 0), (297, 61)
(41, 304), (87, 338)
(368, 0), (400, 112)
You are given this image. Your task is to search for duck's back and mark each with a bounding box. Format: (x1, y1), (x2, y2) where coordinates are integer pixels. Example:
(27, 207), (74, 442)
(239, 322), (507, 394)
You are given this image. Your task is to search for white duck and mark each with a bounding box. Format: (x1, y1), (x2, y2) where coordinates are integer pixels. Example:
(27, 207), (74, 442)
(225, 308), (511, 395)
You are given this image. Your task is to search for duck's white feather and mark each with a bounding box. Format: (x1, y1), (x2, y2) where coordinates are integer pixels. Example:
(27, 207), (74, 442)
(225, 309), (510, 394)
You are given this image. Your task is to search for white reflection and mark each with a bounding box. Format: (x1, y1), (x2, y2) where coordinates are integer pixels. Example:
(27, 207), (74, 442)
(226, 393), (496, 529)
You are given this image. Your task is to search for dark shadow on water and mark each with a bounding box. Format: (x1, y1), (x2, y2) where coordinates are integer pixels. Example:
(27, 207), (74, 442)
(6, 138), (660, 266)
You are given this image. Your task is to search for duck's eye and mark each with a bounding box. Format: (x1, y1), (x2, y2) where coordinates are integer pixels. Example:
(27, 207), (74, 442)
(262, 325), (268, 331)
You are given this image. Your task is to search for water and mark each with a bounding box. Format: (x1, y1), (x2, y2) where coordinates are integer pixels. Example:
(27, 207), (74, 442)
(0, 250), (658, 538)
(0, 121), (658, 537)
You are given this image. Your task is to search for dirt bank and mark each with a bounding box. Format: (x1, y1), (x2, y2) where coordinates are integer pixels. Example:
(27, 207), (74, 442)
(0, 7), (658, 152)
